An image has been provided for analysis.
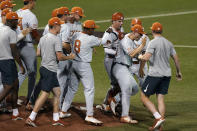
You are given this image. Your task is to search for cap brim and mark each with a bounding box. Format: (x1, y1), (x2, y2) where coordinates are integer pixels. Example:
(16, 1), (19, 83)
(12, 4), (16, 7)
(60, 21), (64, 24)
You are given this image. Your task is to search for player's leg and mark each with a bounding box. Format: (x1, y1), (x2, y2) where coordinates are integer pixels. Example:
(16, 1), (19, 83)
(141, 76), (165, 130)
(19, 46), (37, 103)
(61, 62), (80, 115)
(57, 60), (69, 108)
(113, 64), (138, 123)
(156, 76), (171, 118)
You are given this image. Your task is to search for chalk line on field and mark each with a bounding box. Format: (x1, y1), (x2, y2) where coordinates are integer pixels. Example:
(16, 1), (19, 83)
(174, 45), (197, 48)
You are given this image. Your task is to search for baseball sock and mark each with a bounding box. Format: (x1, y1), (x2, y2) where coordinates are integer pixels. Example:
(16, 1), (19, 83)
(153, 112), (161, 119)
(12, 108), (19, 116)
(53, 112), (59, 121)
(29, 111), (37, 121)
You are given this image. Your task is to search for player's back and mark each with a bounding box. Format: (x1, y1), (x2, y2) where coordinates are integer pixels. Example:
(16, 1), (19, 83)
(72, 32), (100, 63)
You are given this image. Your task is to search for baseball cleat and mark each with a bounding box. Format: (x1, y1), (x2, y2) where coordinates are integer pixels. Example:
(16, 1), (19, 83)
(25, 118), (37, 127)
(109, 98), (117, 115)
(149, 117), (165, 131)
(59, 111), (71, 119)
(12, 114), (23, 121)
(85, 116), (103, 126)
(120, 116), (138, 124)
(52, 120), (65, 126)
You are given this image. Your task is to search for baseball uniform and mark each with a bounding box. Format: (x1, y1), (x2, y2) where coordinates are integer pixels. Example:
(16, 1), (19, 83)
(61, 32), (102, 116)
(16, 8), (38, 101)
(112, 33), (139, 117)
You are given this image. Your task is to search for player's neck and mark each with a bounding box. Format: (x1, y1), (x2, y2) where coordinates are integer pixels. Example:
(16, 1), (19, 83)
(23, 5), (32, 10)
(49, 30), (58, 35)
(153, 34), (162, 38)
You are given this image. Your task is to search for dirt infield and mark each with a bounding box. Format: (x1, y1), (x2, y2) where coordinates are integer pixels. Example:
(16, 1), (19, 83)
(0, 97), (123, 131)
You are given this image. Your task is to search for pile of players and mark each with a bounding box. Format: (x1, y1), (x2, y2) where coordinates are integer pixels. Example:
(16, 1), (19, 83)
(0, 0), (182, 130)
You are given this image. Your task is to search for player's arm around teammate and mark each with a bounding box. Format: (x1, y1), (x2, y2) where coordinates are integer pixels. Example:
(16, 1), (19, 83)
(138, 22), (182, 131)
(25, 17), (75, 127)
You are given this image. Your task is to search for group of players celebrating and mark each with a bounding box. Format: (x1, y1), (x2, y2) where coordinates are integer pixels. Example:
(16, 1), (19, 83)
(0, 0), (182, 130)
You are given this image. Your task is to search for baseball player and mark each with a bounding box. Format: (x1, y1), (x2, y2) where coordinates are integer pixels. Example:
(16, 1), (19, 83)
(112, 24), (147, 123)
(69, 6), (85, 34)
(0, 8), (31, 109)
(16, 0), (40, 106)
(139, 22), (182, 131)
(0, 12), (25, 120)
(100, 12), (124, 114)
(60, 20), (103, 125)
(25, 17), (75, 127)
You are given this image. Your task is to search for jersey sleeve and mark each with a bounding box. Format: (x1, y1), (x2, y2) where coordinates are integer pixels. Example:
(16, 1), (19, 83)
(28, 14), (38, 29)
(101, 31), (117, 46)
(55, 37), (63, 52)
(90, 36), (101, 47)
(9, 30), (17, 44)
(146, 40), (155, 54)
(170, 42), (176, 56)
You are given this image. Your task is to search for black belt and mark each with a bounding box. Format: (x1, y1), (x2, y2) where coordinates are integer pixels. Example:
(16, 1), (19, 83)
(107, 54), (115, 58)
(133, 61), (140, 64)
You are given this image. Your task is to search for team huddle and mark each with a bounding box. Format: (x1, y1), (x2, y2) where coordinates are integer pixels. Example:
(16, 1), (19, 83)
(0, 0), (182, 130)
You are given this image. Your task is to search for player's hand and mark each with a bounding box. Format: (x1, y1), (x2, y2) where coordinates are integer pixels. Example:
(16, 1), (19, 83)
(176, 72), (182, 81)
(69, 53), (75, 59)
(139, 68), (145, 78)
(22, 28), (32, 36)
(138, 54), (143, 60)
(20, 65), (26, 75)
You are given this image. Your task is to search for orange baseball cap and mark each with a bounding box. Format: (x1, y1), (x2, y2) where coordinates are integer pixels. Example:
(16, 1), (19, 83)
(6, 12), (20, 20)
(131, 24), (145, 34)
(0, 1), (16, 10)
(0, 0), (12, 3)
(151, 22), (163, 31)
(51, 8), (58, 17)
(71, 7), (85, 17)
(83, 20), (99, 29)
(131, 18), (142, 26)
(1, 8), (11, 16)
(59, 7), (69, 15)
(57, 7), (69, 15)
(48, 17), (64, 26)
(112, 12), (124, 21)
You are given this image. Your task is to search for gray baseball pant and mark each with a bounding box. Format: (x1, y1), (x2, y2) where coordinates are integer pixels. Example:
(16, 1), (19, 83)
(112, 63), (139, 117)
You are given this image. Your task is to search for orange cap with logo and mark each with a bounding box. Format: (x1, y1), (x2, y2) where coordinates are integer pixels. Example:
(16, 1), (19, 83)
(0, 0), (12, 3)
(112, 12), (124, 21)
(57, 7), (69, 15)
(71, 7), (85, 17)
(6, 12), (20, 20)
(131, 24), (145, 34)
(151, 22), (163, 31)
(0, 1), (16, 10)
(51, 8), (58, 17)
(48, 17), (64, 26)
(59, 7), (69, 15)
(1, 8), (11, 16)
(83, 20), (99, 29)
(131, 18), (142, 26)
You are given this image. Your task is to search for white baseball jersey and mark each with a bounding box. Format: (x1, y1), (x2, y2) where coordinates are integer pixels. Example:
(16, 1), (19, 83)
(102, 26), (124, 56)
(115, 33), (135, 66)
(133, 34), (150, 61)
(0, 25), (17, 60)
(71, 32), (101, 63)
(68, 21), (82, 37)
(16, 8), (38, 44)
(60, 23), (71, 43)
(38, 33), (62, 72)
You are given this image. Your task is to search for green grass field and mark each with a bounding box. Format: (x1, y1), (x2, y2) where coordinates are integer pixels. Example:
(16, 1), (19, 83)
(12, 0), (197, 130)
